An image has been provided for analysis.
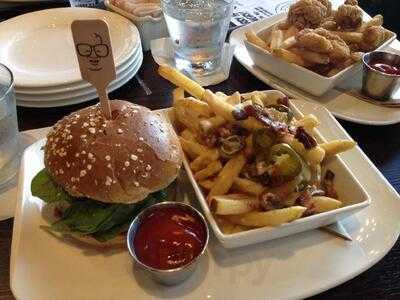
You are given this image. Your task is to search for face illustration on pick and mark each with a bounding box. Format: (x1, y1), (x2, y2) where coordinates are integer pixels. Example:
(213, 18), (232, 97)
(76, 33), (109, 71)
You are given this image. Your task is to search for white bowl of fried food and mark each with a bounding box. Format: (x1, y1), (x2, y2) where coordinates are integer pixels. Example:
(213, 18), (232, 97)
(158, 66), (370, 248)
(105, 0), (167, 50)
(244, 0), (396, 96)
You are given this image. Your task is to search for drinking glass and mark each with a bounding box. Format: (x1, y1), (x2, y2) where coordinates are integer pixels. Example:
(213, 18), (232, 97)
(161, 0), (234, 75)
(0, 64), (19, 187)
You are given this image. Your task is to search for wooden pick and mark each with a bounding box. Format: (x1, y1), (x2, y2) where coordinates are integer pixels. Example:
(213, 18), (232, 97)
(71, 19), (116, 119)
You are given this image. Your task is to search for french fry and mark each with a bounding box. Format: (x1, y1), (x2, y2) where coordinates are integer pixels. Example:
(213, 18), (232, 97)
(270, 29), (284, 49)
(215, 215), (235, 234)
(175, 96), (211, 117)
(194, 161), (223, 180)
(277, 21), (291, 31)
(244, 134), (254, 157)
(304, 146), (325, 165)
(179, 137), (209, 159)
(233, 177), (264, 196)
(359, 14), (383, 32)
(199, 115), (226, 133)
(284, 25), (299, 39)
(210, 194), (259, 215)
(199, 179), (216, 190)
(203, 89), (235, 122)
(332, 31), (363, 43)
(215, 91), (227, 99)
(326, 67), (343, 77)
(180, 129), (196, 142)
(294, 114), (320, 130)
(225, 92), (241, 105)
(228, 206), (307, 227)
(320, 140), (356, 157)
(215, 216), (252, 234)
(190, 149), (219, 171)
(158, 65), (205, 99)
(351, 51), (364, 62)
(251, 94), (264, 107)
(208, 154), (247, 199)
(229, 224), (253, 234)
(272, 48), (306, 67)
(309, 196), (342, 213)
(245, 30), (268, 50)
(280, 36), (297, 49)
(175, 105), (200, 133)
(293, 49), (330, 64)
(288, 138), (325, 165)
(172, 87), (185, 106)
(240, 117), (264, 131)
(260, 90), (288, 106)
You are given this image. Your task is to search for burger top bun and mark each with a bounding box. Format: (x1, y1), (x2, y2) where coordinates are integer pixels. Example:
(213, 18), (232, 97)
(44, 100), (182, 204)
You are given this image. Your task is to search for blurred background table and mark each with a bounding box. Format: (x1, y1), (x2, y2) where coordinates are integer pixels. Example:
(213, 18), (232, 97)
(1, 1), (400, 299)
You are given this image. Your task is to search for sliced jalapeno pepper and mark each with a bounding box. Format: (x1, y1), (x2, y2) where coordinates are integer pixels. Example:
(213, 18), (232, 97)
(219, 135), (244, 159)
(253, 129), (275, 150)
(268, 105), (294, 124)
(269, 143), (302, 179)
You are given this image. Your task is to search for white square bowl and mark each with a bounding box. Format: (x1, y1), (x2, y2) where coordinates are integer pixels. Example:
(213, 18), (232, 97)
(169, 93), (371, 248)
(243, 13), (397, 96)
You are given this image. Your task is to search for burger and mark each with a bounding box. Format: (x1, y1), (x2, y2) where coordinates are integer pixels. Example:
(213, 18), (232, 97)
(31, 100), (182, 247)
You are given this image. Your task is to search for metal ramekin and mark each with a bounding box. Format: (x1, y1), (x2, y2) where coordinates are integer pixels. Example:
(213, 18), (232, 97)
(127, 201), (209, 286)
(362, 51), (400, 101)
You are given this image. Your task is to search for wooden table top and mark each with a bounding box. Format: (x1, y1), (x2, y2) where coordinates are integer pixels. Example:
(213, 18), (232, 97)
(1, 5), (400, 300)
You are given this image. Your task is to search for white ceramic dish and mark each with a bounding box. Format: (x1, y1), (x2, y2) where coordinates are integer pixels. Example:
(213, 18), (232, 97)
(11, 101), (400, 299)
(16, 51), (143, 108)
(15, 46), (142, 101)
(230, 22), (400, 125)
(105, 0), (168, 51)
(243, 13), (396, 96)
(0, 8), (140, 88)
(172, 93), (370, 248)
(14, 41), (142, 95)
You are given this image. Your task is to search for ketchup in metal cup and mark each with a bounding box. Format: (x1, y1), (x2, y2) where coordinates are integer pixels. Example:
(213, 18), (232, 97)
(133, 206), (206, 270)
(370, 61), (400, 76)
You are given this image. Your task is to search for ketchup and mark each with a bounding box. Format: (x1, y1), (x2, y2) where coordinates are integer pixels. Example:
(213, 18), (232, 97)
(370, 62), (400, 76)
(133, 206), (206, 270)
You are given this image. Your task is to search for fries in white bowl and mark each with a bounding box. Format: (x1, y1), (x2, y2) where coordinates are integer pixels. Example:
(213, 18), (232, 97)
(160, 66), (370, 248)
(243, 0), (396, 96)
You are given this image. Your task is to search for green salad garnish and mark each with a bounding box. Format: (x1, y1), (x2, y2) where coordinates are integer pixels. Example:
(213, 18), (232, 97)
(31, 169), (168, 242)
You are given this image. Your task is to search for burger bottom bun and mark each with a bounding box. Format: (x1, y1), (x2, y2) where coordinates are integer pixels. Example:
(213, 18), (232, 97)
(65, 232), (126, 248)
(44, 227), (126, 249)
(41, 203), (126, 249)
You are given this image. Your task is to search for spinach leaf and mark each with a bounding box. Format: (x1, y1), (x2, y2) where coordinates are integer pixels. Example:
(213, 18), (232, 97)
(51, 200), (118, 234)
(92, 220), (131, 242)
(92, 191), (168, 241)
(31, 169), (74, 204)
(32, 168), (172, 241)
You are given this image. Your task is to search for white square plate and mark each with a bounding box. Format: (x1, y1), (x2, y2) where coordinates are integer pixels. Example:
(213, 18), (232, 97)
(243, 13), (396, 96)
(173, 93), (370, 248)
(10, 102), (400, 300)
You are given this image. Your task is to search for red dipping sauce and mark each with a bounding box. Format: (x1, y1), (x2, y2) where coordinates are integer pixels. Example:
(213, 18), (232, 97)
(133, 206), (206, 270)
(370, 62), (400, 76)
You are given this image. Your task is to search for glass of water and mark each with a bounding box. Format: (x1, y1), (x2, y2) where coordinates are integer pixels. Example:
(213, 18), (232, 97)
(161, 0), (234, 75)
(0, 64), (19, 187)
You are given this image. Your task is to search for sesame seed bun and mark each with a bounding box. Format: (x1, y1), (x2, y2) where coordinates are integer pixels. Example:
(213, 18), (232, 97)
(44, 100), (182, 204)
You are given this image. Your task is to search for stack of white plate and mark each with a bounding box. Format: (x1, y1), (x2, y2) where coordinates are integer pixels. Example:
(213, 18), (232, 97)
(0, 7), (143, 108)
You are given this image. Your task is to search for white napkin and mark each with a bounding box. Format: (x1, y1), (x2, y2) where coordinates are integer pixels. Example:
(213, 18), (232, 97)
(150, 37), (235, 86)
